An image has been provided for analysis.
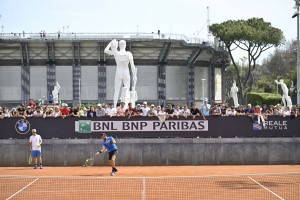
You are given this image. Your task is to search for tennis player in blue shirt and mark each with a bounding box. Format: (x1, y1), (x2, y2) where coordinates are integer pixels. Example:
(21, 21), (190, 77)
(95, 133), (118, 176)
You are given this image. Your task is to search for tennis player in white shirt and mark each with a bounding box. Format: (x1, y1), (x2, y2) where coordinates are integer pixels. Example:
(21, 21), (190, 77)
(29, 129), (43, 169)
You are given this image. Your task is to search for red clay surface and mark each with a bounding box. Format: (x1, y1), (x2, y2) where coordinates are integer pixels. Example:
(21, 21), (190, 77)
(1, 166), (299, 200)
(0, 165), (299, 177)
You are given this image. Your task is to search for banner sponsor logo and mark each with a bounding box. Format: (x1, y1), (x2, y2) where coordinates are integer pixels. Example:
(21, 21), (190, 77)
(79, 120), (92, 133)
(264, 120), (288, 130)
(15, 119), (31, 134)
(75, 120), (208, 133)
(253, 120), (288, 131)
(253, 121), (262, 130)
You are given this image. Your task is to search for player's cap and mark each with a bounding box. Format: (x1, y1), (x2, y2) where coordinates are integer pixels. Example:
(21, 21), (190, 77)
(151, 104), (155, 107)
(32, 129), (37, 133)
(143, 101), (147, 105)
(64, 104), (68, 107)
(101, 133), (107, 138)
(204, 98), (208, 102)
(136, 104), (141, 107)
(27, 106), (31, 109)
(97, 103), (101, 107)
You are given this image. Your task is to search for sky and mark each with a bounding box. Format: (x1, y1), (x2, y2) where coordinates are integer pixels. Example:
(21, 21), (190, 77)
(0, 0), (297, 63)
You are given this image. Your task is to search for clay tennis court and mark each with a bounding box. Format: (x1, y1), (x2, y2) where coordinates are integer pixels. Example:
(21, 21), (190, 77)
(1, 165), (300, 199)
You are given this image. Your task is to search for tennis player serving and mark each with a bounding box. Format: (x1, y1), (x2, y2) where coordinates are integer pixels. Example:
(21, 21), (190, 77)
(95, 133), (118, 176)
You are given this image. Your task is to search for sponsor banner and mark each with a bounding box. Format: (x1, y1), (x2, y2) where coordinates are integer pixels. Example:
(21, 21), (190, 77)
(15, 119), (31, 134)
(253, 120), (288, 131)
(75, 120), (208, 133)
(253, 121), (262, 130)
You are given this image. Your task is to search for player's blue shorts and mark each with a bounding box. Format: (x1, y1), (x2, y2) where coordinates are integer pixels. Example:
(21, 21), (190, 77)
(32, 150), (41, 157)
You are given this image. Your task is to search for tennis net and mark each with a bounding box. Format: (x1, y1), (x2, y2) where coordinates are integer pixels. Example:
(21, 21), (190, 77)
(1, 172), (299, 200)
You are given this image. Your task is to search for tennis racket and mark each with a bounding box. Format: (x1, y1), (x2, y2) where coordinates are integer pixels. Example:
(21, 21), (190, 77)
(84, 155), (95, 167)
(27, 152), (32, 164)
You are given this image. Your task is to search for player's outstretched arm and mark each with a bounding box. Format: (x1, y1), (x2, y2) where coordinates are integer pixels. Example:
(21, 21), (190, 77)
(95, 146), (107, 156)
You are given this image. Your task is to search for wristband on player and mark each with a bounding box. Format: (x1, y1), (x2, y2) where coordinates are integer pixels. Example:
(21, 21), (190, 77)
(98, 151), (103, 154)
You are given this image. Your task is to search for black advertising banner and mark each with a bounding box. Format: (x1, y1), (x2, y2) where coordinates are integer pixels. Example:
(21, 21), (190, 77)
(0, 116), (299, 139)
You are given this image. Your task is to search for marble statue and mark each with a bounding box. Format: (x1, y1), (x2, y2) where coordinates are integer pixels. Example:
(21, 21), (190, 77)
(230, 81), (239, 108)
(275, 79), (292, 110)
(52, 81), (61, 104)
(104, 39), (137, 108)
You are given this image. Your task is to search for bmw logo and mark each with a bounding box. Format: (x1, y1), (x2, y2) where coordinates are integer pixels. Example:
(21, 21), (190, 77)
(15, 119), (31, 134)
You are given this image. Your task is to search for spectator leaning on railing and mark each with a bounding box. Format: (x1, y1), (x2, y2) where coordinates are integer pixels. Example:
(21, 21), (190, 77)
(96, 104), (105, 117)
(43, 106), (52, 118)
(227, 107), (237, 116)
(69, 106), (79, 117)
(87, 106), (97, 118)
(236, 105), (245, 116)
(174, 105), (182, 118)
(210, 104), (221, 116)
(34, 106), (43, 117)
(17, 104), (26, 118)
(220, 104), (227, 116)
(80, 107), (88, 117)
(125, 103), (137, 119)
(10, 108), (17, 117)
(136, 104), (143, 116)
(181, 105), (190, 118)
(141, 102), (149, 116)
(51, 106), (61, 118)
(147, 104), (157, 117)
(291, 106), (298, 119)
(61, 104), (70, 119)
(166, 104), (175, 119)
(282, 106), (291, 117)
(244, 104), (254, 116)
(116, 102), (126, 117)
(191, 104), (202, 120)
(296, 104), (300, 116)
(1, 107), (10, 119)
(26, 106), (33, 117)
(273, 104), (282, 116)
(105, 103), (116, 118)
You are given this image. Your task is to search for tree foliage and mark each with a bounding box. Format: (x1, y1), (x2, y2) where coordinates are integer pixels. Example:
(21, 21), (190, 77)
(210, 18), (284, 98)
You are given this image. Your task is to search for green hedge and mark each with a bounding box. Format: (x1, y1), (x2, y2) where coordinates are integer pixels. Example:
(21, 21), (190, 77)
(246, 92), (282, 106)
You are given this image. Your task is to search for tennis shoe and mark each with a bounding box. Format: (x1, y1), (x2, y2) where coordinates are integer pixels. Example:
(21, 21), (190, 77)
(114, 168), (118, 173)
(34, 164), (37, 169)
(111, 171), (115, 176)
(40, 165), (43, 169)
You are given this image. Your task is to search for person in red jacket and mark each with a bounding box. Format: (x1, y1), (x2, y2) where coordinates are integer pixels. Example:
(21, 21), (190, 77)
(28, 99), (36, 109)
(61, 104), (70, 119)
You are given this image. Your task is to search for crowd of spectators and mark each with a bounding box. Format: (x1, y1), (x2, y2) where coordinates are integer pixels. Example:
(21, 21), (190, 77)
(0, 98), (299, 120)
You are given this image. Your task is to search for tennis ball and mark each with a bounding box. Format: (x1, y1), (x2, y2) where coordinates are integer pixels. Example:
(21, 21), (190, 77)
(83, 165), (85, 167)
(86, 159), (88, 162)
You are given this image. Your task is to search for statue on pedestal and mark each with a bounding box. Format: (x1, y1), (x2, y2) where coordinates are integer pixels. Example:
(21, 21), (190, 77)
(230, 81), (239, 108)
(275, 79), (292, 110)
(52, 81), (61, 104)
(104, 39), (137, 108)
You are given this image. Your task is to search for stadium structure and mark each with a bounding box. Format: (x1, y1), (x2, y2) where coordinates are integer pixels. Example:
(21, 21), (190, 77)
(0, 32), (230, 107)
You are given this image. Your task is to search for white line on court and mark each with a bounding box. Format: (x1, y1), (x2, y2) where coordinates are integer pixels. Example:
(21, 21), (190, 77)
(248, 176), (284, 200)
(6, 178), (39, 200)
